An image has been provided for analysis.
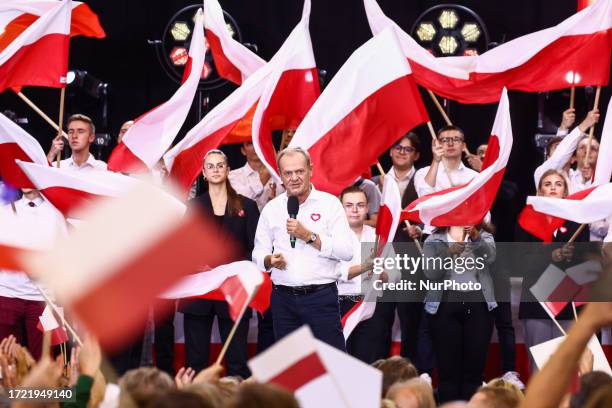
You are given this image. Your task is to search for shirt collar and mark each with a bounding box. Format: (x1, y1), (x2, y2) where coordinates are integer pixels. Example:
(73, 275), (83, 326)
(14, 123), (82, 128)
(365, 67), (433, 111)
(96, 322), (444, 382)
(388, 166), (415, 181)
(67, 154), (96, 168)
(280, 184), (320, 204)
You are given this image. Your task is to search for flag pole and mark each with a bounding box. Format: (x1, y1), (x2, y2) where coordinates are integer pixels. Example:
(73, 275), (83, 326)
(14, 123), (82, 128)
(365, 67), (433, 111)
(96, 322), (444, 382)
(568, 223), (587, 243)
(34, 283), (83, 346)
(15, 92), (68, 138)
(427, 89), (470, 156)
(569, 87), (576, 110)
(55, 88), (66, 168)
(583, 86), (601, 168)
(215, 287), (259, 366)
(425, 121), (455, 186)
(403, 220), (423, 253)
(572, 302), (578, 321)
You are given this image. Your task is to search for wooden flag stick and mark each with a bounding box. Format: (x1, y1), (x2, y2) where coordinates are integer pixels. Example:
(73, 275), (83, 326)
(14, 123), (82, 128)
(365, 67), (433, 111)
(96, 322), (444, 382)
(569, 87), (576, 110)
(568, 223), (587, 243)
(583, 86), (601, 168)
(425, 121), (455, 187)
(16, 92), (68, 138)
(215, 288), (258, 365)
(56, 88), (66, 168)
(34, 284), (83, 346)
(552, 315), (568, 336)
(403, 220), (423, 253)
(572, 302), (578, 321)
(427, 89), (452, 126)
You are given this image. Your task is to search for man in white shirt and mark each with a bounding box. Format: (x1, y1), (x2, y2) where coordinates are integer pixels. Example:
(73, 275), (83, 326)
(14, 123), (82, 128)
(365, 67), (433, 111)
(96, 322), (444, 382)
(228, 141), (281, 212)
(47, 114), (107, 171)
(374, 133), (420, 197)
(0, 189), (66, 360)
(413, 126), (479, 236)
(253, 147), (353, 350)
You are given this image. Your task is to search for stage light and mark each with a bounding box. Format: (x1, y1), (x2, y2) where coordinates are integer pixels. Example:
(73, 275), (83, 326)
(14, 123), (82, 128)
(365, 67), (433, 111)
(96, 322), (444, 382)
(439, 9), (458, 29)
(416, 22), (436, 42)
(152, 4), (247, 91)
(170, 21), (190, 41)
(411, 4), (489, 57)
(439, 36), (458, 55)
(169, 47), (188, 66)
(461, 23), (481, 42)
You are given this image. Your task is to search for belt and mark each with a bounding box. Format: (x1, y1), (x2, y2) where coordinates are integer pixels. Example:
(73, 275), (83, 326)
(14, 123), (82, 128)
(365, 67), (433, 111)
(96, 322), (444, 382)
(339, 294), (364, 302)
(274, 282), (336, 295)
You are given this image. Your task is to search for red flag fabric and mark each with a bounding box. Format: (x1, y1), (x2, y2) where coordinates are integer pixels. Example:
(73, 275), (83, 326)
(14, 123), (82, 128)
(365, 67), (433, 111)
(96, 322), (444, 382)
(578, 0), (595, 11)
(203, 0), (264, 85)
(37, 305), (69, 346)
(403, 88), (512, 226)
(375, 176), (403, 249)
(22, 184), (236, 352)
(0, 112), (48, 189)
(0, 0), (71, 93)
(252, 0), (320, 181)
(289, 28), (428, 195)
(107, 10), (205, 174)
(365, 0), (612, 104)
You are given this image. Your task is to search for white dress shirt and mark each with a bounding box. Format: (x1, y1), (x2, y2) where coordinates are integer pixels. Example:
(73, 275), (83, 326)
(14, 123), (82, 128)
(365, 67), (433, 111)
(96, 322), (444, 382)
(336, 225), (376, 296)
(228, 162), (282, 211)
(59, 154), (107, 172)
(253, 186), (354, 286)
(413, 161), (481, 234)
(0, 197), (67, 301)
(388, 166), (416, 197)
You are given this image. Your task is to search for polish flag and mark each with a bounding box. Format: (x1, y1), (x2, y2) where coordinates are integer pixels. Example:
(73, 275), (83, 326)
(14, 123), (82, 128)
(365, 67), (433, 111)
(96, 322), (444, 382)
(594, 97), (612, 185)
(107, 9), (206, 174)
(533, 126), (583, 188)
(37, 305), (69, 346)
(341, 300), (376, 340)
(0, 0), (71, 93)
(578, 0), (595, 11)
(518, 186), (596, 242)
(0, 112), (49, 189)
(1, 1), (104, 53)
(22, 183), (237, 351)
(252, 0), (321, 181)
(160, 261), (272, 317)
(289, 28), (428, 195)
(165, 0), (319, 196)
(531, 264), (582, 318)
(248, 326), (382, 408)
(526, 183), (612, 225)
(403, 88), (513, 226)
(365, 0), (612, 104)
(375, 176), (403, 249)
(203, 0), (264, 85)
(17, 160), (143, 218)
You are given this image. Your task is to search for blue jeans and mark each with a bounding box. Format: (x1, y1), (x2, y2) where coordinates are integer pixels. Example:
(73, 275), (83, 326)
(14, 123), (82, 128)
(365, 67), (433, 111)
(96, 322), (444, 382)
(271, 284), (346, 352)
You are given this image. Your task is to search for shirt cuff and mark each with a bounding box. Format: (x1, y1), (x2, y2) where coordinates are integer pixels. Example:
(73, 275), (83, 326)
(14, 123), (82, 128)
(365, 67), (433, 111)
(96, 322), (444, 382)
(318, 233), (333, 258)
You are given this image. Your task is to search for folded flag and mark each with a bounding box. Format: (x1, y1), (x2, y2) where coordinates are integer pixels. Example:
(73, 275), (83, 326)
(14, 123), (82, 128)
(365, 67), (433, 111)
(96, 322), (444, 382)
(37, 305), (68, 346)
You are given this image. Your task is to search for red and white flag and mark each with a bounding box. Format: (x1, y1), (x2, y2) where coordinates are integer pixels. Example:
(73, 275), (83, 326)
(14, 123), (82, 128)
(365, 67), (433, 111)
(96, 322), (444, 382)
(376, 176), (403, 249)
(0, 112), (48, 189)
(203, 0), (264, 85)
(533, 126), (583, 187)
(365, 0), (612, 104)
(531, 264), (581, 318)
(17, 160), (143, 218)
(107, 9), (206, 174)
(403, 88), (513, 226)
(252, 0), (321, 181)
(289, 28), (428, 195)
(578, 0), (595, 11)
(161, 261), (272, 317)
(0, 0), (71, 93)
(248, 326), (382, 408)
(23, 183), (237, 351)
(37, 305), (68, 346)
(594, 96), (612, 185)
(526, 183), (612, 224)
(165, 1), (319, 196)
(341, 299), (376, 340)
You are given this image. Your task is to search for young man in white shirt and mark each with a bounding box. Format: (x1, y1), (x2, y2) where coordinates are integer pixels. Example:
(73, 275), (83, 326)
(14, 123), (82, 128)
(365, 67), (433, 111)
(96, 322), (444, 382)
(228, 141), (281, 212)
(0, 189), (66, 360)
(253, 147), (353, 350)
(47, 114), (107, 171)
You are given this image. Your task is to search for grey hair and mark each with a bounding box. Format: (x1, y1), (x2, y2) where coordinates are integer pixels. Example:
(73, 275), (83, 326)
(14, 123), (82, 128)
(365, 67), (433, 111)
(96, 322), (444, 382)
(276, 147), (311, 171)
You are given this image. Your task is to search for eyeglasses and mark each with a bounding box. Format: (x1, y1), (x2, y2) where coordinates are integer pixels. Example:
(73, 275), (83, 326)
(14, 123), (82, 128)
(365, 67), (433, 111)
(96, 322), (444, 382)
(204, 162), (227, 170)
(393, 145), (416, 154)
(439, 136), (464, 144)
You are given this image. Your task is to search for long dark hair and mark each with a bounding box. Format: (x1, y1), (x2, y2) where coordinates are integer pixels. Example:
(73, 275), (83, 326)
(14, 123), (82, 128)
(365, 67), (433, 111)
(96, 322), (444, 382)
(204, 149), (244, 216)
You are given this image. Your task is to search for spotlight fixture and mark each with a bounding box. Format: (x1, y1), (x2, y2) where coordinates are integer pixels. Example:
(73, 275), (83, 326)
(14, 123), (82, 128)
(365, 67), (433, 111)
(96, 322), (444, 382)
(411, 4), (489, 57)
(151, 4), (244, 90)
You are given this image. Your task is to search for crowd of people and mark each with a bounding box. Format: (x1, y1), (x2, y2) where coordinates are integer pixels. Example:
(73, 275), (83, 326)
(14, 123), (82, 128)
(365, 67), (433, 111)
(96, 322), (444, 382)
(1, 102), (611, 408)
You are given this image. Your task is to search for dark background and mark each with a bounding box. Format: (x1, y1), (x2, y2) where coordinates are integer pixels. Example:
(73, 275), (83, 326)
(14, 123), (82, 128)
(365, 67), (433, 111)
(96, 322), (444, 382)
(1, 0), (610, 237)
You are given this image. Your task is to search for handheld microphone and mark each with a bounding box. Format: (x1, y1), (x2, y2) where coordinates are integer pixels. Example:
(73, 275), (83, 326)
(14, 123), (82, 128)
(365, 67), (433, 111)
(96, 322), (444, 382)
(287, 196), (299, 248)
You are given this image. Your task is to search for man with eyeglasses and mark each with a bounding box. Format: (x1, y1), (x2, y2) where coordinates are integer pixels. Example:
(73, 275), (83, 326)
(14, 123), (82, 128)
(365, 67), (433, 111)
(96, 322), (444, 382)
(253, 147), (353, 350)
(46, 114), (107, 171)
